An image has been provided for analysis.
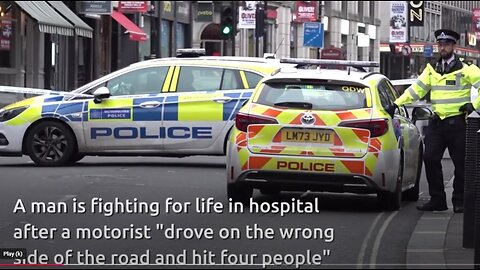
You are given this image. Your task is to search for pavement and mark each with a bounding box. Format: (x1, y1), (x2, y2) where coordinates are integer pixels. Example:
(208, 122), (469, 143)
(406, 176), (475, 269)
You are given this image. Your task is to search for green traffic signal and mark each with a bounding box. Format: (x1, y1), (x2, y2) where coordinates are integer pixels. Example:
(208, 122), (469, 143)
(222, 25), (232, 35)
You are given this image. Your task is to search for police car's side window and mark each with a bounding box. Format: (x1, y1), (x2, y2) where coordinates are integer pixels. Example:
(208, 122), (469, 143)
(221, 69), (242, 90)
(106, 66), (169, 96)
(244, 71), (263, 89)
(377, 82), (392, 109)
(177, 66), (223, 92)
(385, 80), (408, 117)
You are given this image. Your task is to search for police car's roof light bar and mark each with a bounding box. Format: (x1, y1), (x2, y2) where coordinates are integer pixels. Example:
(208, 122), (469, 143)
(280, 58), (379, 68)
(176, 48), (206, 58)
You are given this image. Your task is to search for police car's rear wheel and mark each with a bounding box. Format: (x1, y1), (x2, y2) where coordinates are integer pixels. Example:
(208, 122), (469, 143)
(26, 121), (75, 167)
(227, 183), (252, 205)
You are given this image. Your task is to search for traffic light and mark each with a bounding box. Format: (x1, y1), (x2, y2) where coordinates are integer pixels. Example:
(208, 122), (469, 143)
(255, 8), (265, 38)
(220, 6), (233, 39)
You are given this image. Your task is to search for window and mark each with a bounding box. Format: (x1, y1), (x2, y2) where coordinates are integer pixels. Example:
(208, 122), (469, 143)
(377, 81), (393, 109)
(385, 79), (408, 117)
(105, 66), (169, 96)
(221, 69), (242, 90)
(244, 71), (263, 89)
(256, 82), (368, 110)
(176, 66), (223, 92)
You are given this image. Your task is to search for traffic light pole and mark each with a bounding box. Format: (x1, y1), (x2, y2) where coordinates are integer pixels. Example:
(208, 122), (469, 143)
(232, 1), (236, 56)
(263, 1), (267, 54)
(255, 2), (260, 57)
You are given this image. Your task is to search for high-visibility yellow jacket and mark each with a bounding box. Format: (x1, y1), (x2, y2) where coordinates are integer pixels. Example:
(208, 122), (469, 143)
(394, 62), (480, 119)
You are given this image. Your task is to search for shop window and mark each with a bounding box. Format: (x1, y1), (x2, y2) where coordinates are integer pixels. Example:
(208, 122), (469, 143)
(161, 20), (171, 57)
(176, 23), (185, 50)
(0, 7), (13, 68)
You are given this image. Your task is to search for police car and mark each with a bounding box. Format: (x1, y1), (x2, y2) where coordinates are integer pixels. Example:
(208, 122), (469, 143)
(0, 49), (290, 166)
(226, 58), (433, 210)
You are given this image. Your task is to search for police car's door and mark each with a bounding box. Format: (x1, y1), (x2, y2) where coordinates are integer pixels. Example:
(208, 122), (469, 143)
(380, 80), (418, 185)
(83, 66), (171, 151)
(163, 65), (247, 152)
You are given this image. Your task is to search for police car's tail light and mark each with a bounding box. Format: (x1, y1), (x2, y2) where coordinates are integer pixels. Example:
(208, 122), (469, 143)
(235, 113), (278, 132)
(339, 119), (389, 137)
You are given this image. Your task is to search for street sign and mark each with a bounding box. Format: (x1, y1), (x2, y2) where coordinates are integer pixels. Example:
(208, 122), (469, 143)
(424, 44), (433, 57)
(402, 44), (412, 57)
(303, 22), (324, 48)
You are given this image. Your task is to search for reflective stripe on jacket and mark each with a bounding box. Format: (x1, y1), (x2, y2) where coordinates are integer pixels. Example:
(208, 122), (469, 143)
(394, 62), (480, 119)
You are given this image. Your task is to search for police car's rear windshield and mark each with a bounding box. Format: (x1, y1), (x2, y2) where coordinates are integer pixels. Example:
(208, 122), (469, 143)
(256, 81), (369, 110)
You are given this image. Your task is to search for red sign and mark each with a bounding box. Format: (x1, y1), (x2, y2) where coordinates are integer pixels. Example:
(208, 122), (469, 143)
(118, 1), (148, 13)
(294, 1), (317, 23)
(321, 46), (344, 60)
(0, 17), (12, 51)
(473, 8), (480, 40)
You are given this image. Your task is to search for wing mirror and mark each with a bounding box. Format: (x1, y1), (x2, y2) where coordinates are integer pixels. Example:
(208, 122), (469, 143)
(412, 106), (433, 125)
(93, 87), (111, 104)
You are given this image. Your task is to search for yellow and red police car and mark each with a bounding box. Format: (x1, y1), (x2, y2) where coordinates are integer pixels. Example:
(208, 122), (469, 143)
(226, 58), (432, 210)
(0, 49), (291, 166)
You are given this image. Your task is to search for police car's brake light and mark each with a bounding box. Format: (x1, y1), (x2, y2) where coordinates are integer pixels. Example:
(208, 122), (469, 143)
(339, 119), (389, 137)
(235, 113), (278, 132)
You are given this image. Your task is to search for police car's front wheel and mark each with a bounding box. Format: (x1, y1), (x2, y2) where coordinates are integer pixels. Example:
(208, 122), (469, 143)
(25, 121), (76, 167)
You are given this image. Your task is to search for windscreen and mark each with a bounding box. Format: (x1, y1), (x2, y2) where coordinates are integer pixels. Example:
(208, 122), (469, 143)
(256, 82), (369, 110)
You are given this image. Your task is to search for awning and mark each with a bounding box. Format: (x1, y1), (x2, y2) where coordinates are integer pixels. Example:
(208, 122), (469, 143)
(15, 1), (74, 36)
(47, 1), (93, 38)
(111, 10), (148, 42)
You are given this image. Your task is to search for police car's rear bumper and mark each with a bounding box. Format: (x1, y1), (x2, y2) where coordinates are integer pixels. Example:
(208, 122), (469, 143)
(234, 170), (381, 194)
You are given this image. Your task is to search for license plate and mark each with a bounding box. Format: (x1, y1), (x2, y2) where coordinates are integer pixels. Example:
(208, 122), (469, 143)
(281, 129), (334, 144)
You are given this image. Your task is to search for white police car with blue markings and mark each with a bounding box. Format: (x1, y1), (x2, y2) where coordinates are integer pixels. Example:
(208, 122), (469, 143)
(0, 50), (289, 166)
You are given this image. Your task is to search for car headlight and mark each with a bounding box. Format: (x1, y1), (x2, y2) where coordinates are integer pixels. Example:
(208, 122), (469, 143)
(0, 106), (29, 122)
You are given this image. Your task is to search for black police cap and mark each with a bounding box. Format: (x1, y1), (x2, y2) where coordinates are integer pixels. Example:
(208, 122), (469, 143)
(434, 29), (460, 43)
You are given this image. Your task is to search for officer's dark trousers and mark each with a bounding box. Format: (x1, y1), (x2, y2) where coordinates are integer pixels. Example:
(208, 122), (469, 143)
(423, 114), (466, 206)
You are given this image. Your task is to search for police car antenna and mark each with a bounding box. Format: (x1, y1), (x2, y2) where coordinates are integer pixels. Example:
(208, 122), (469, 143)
(274, 38), (285, 56)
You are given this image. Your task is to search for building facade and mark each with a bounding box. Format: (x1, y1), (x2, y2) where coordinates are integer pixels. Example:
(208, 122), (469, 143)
(0, 1), (385, 91)
(379, 1), (480, 80)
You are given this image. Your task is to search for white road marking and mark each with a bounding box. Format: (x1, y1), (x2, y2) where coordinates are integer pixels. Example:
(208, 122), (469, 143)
(369, 210), (399, 269)
(356, 212), (385, 268)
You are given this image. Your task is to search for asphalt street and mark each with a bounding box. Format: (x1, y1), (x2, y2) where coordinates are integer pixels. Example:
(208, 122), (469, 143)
(0, 155), (455, 268)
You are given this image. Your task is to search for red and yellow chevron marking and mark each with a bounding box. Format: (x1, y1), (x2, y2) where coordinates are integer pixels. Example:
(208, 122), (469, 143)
(369, 138), (382, 152)
(340, 160), (365, 174)
(242, 156), (367, 175)
(236, 132), (247, 148)
(364, 152), (378, 177)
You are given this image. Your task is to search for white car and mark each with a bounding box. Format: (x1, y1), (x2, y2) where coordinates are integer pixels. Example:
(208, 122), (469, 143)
(226, 59), (433, 210)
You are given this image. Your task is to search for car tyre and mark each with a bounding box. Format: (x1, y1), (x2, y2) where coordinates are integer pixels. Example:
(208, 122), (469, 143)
(68, 154), (86, 164)
(403, 147), (423, 201)
(227, 183), (253, 205)
(25, 121), (76, 167)
(378, 153), (403, 211)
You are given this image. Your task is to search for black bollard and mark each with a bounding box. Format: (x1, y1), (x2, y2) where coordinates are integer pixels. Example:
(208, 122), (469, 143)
(476, 127), (480, 268)
(465, 112), (480, 248)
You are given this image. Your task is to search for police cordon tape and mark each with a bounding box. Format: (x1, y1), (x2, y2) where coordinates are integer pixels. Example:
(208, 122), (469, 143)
(0, 86), (91, 98)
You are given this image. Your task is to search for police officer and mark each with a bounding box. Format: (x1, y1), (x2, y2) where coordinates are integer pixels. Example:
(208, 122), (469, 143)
(386, 29), (480, 213)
